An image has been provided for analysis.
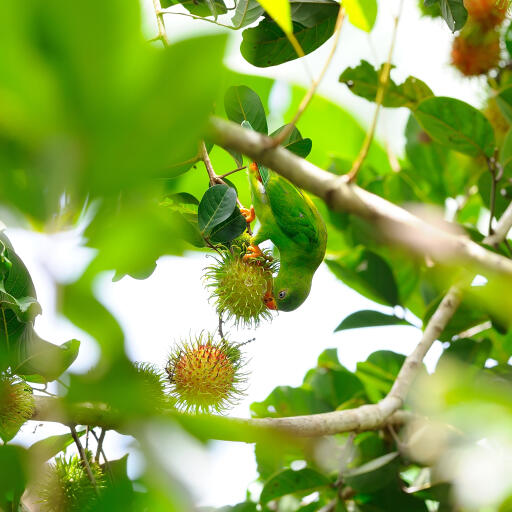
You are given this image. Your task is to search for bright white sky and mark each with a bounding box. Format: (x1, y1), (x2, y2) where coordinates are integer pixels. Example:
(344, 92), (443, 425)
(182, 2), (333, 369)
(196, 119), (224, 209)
(10, 0), (486, 507)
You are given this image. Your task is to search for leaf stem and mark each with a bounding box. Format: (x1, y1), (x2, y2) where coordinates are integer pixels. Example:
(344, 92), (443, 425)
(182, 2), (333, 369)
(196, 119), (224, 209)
(346, 0), (403, 182)
(70, 425), (99, 495)
(1, 306), (9, 351)
(218, 165), (247, 179)
(272, 6), (346, 147)
(152, 0), (169, 45)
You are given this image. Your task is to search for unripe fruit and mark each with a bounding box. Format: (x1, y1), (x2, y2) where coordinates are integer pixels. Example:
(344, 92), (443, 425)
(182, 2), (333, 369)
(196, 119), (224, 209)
(204, 244), (277, 327)
(166, 333), (246, 413)
(0, 375), (34, 442)
(38, 453), (105, 512)
(464, 0), (508, 28)
(451, 27), (501, 76)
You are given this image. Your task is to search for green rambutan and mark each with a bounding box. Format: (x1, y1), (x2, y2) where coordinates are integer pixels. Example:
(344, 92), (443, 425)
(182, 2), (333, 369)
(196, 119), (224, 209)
(166, 332), (246, 414)
(0, 374), (35, 442)
(38, 452), (105, 512)
(204, 244), (278, 328)
(133, 361), (171, 410)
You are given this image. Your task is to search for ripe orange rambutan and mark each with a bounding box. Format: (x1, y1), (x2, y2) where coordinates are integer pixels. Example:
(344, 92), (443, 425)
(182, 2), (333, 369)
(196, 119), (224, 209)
(166, 333), (246, 413)
(464, 0), (509, 29)
(451, 26), (501, 76)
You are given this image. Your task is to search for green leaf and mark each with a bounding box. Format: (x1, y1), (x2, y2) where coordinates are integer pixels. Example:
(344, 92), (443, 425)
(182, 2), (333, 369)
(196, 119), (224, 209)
(251, 386), (332, 418)
(240, 3), (338, 67)
(225, 85), (268, 134)
(209, 207), (248, 243)
(198, 185), (238, 235)
(160, 0), (227, 17)
(339, 60), (433, 109)
(439, 0), (467, 32)
(0, 445), (28, 510)
(414, 96), (495, 157)
(500, 129), (512, 175)
(325, 248), (400, 306)
(436, 338), (492, 371)
(343, 0), (377, 32)
(232, 0), (264, 28)
(344, 452), (400, 493)
(506, 22), (512, 58)
(496, 86), (512, 124)
(335, 310), (412, 332)
(28, 430), (85, 464)
(271, 125), (312, 158)
(257, 0), (292, 34)
(260, 468), (330, 504)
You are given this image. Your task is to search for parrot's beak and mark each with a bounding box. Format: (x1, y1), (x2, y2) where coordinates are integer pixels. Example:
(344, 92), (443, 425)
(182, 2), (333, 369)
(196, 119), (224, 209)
(264, 290), (277, 310)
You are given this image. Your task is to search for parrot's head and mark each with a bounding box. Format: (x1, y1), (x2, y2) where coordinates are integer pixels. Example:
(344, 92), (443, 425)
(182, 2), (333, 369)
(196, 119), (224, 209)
(265, 274), (312, 312)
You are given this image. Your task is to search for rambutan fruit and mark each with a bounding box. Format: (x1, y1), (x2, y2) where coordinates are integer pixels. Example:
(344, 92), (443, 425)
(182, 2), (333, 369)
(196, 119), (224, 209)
(0, 374), (34, 442)
(38, 452), (105, 512)
(451, 26), (501, 76)
(204, 244), (278, 328)
(464, 0), (509, 29)
(166, 332), (246, 414)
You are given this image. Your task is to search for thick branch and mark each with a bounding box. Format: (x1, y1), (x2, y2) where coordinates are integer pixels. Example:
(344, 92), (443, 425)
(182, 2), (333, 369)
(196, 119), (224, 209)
(208, 118), (512, 277)
(484, 200), (512, 247)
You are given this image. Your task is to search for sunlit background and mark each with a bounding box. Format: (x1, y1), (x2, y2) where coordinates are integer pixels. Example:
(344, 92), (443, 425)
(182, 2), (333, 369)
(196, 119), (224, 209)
(10, 0), (492, 507)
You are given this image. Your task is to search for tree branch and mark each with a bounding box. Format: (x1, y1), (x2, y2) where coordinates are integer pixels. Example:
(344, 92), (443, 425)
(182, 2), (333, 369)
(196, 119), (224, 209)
(484, 199), (512, 247)
(208, 117), (512, 277)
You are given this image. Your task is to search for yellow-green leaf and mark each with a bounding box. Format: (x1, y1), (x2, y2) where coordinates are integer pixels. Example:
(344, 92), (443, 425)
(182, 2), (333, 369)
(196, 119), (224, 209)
(256, 0), (292, 34)
(343, 0), (377, 32)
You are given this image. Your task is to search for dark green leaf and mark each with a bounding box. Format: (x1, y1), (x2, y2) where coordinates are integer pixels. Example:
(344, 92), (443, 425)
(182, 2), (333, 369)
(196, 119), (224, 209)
(260, 468), (330, 504)
(271, 125), (312, 158)
(439, 0), (467, 31)
(160, 0), (227, 17)
(414, 97), (495, 157)
(437, 338), (492, 371)
(225, 85), (268, 134)
(209, 206), (248, 243)
(325, 248), (400, 306)
(198, 185), (238, 235)
(335, 310), (412, 332)
(339, 60), (433, 108)
(240, 3), (339, 67)
(506, 22), (512, 58)
(496, 86), (512, 124)
(344, 452), (400, 493)
(232, 0), (264, 28)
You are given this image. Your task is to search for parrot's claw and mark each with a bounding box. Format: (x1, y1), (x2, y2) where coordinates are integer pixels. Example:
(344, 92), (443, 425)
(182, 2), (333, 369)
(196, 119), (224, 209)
(243, 244), (263, 262)
(264, 290), (277, 310)
(240, 206), (255, 224)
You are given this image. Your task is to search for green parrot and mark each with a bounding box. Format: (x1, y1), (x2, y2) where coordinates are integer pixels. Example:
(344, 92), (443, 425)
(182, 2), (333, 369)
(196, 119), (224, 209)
(242, 160), (327, 312)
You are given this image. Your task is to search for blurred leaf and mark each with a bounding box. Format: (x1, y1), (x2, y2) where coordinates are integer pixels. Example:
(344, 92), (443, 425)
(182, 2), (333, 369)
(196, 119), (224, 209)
(326, 248), (400, 306)
(198, 185), (238, 235)
(221, 502), (258, 512)
(352, 432), (386, 467)
(29, 430), (85, 464)
(506, 23), (512, 58)
(439, 0), (467, 31)
(240, 2), (338, 67)
(500, 129), (512, 175)
(343, 0), (377, 32)
(257, 0), (292, 34)
(0, 445), (28, 510)
(414, 97), (495, 157)
(225, 85), (268, 134)
(335, 310), (412, 332)
(344, 452), (400, 493)
(260, 468), (330, 504)
(251, 386), (332, 418)
(496, 86), (512, 124)
(339, 61), (433, 108)
(355, 483), (429, 511)
(436, 338), (492, 371)
(232, 0), (264, 28)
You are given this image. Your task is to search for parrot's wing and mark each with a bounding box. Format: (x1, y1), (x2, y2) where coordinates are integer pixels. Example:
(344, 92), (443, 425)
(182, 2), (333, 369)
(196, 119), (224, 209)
(262, 166), (321, 247)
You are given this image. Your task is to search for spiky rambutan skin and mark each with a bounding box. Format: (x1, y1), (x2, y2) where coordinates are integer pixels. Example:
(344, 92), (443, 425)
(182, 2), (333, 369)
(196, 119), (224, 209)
(166, 333), (246, 414)
(38, 452), (105, 512)
(204, 245), (278, 328)
(133, 361), (172, 409)
(451, 26), (501, 76)
(0, 375), (34, 442)
(464, 0), (509, 28)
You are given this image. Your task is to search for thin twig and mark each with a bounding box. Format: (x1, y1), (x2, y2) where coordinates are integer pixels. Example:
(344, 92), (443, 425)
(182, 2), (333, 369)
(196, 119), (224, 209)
(346, 0), (404, 182)
(219, 166), (247, 179)
(272, 6), (346, 147)
(95, 428), (106, 463)
(201, 141), (223, 186)
(70, 425), (99, 495)
(218, 314), (225, 339)
(487, 157), (498, 236)
(152, 0), (169, 45)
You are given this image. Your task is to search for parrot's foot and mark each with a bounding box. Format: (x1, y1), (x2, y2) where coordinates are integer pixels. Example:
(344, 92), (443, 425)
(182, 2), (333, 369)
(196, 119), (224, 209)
(263, 290), (277, 310)
(240, 206), (255, 224)
(243, 244), (264, 262)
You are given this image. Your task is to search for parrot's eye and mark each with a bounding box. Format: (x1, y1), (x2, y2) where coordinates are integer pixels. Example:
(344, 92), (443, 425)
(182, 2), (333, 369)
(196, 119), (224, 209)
(278, 290), (287, 299)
